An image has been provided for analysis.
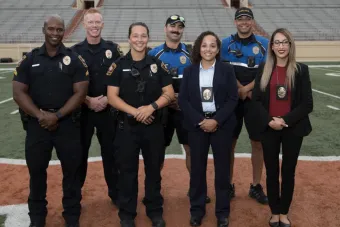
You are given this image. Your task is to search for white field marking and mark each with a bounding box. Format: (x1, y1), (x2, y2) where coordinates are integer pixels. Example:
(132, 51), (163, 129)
(0, 204), (30, 227)
(0, 68), (15, 71)
(0, 98), (13, 105)
(308, 65), (340, 68)
(327, 105), (340, 110)
(0, 71), (12, 76)
(0, 77), (5, 79)
(1, 154), (340, 166)
(325, 73), (340, 77)
(10, 110), (19, 114)
(312, 89), (340, 100)
(311, 67), (340, 73)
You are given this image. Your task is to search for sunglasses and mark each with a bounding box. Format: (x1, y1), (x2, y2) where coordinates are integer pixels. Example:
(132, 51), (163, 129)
(170, 15), (185, 23)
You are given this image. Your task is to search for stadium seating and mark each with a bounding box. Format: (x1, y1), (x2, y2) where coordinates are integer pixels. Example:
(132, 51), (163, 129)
(0, 0), (339, 43)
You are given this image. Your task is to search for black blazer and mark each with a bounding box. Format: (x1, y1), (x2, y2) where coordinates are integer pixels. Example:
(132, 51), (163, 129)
(252, 62), (313, 137)
(178, 60), (238, 132)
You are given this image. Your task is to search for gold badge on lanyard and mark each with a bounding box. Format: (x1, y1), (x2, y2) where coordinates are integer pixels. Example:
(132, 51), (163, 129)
(201, 87), (213, 102)
(276, 85), (288, 100)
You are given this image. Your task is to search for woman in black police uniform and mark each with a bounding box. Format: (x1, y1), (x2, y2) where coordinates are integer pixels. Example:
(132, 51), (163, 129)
(106, 22), (175, 227)
(252, 28), (313, 227)
(179, 31), (238, 227)
(12, 15), (88, 227)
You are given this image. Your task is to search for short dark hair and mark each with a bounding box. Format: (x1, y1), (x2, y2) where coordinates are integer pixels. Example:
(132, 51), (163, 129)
(128, 22), (149, 38)
(192, 31), (221, 64)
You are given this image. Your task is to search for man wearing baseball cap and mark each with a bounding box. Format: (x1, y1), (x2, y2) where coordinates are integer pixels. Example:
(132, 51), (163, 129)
(149, 15), (212, 204)
(221, 7), (269, 205)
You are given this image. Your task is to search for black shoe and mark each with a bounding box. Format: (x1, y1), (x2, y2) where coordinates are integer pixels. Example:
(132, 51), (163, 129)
(120, 219), (135, 227)
(151, 216), (166, 227)
(190, 216), (202, 226)
(187, 191), (211, 204)
(269, 217), (280, 227)
(279, 218), (291, 227)
(249, 184), (268, 204)
(229, 184), (235, 199)
(217, 218), (229, 227)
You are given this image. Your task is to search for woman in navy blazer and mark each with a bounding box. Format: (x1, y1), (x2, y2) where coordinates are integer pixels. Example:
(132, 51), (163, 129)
(252, 28), (313, 227)
(178, 31), (238, 227)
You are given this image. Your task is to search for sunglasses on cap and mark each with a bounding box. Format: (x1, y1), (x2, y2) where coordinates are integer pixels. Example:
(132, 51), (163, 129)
(170, 15), (185, 23)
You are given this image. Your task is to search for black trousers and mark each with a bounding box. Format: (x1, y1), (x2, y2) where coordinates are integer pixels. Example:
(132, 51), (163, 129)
(188, 128), (232, 219)
(80, 108), (118, 200)
(262, 127), (303, 215)
(114, 121), (164, 221)
(25, 118), (82, 225)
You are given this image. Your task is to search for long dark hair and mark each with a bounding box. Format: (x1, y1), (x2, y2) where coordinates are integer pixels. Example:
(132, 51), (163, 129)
(192, 31), (221, 64)
(128, 22), (150, 38)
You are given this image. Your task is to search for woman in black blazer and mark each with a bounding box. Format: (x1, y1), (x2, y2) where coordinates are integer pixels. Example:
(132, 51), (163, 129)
(252, 28), (313, 227)
(179, 31), (238, 227)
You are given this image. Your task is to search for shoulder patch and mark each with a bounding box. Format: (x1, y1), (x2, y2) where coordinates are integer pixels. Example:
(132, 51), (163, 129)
(16, 55), (27, 68)
(117, 45), (124, 57)
(78, 55), (88, 68)
(106, 63), (117, 76)
(161, 62), (170, 74)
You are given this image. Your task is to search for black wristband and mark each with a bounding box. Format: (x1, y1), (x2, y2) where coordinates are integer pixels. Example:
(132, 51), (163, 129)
(151, 102), (158, 110)
(55, 111), (63, 120)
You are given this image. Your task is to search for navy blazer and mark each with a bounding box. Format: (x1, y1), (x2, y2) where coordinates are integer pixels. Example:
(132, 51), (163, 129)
(252, 62), (313, 137)
(178, 60), (239, 131)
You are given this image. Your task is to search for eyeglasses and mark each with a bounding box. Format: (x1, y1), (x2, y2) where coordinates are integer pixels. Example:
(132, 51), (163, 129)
(170, 15), (185, 23)
(272, 40), (291, 47)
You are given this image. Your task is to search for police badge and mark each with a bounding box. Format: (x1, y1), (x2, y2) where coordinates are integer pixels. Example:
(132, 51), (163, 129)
(201, 87), (213, 102)
(180, 55), (187, 64)
(63, 56), (71, 65)
(105, 49), (112, 59)
(150, 64), (158, 73)
(276, 85), (288, 100)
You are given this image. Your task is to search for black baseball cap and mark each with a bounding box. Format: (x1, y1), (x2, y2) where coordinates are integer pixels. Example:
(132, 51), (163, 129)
(235, 7), (254, 19)
(165, 15), (185, 27)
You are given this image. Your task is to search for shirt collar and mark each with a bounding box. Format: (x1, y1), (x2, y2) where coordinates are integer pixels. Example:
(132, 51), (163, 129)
(163, 42), (182, 53)
(199, 60), (216, 70)
(126, 50), (154, 66)
(38, 43), (68, 56)
(83, 38), (108, 50)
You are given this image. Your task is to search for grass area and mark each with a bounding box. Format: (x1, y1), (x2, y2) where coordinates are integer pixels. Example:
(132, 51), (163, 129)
(0, 215), (5, 227)
(0, 64), (339, 159)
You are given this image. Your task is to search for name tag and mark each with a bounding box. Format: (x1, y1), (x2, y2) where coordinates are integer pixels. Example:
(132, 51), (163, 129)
(123, 69), (131, 72)
(32, 64), (40, 67)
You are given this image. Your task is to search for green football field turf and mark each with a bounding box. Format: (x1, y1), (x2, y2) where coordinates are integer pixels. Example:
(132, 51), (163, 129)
(0, 63), (340, 159)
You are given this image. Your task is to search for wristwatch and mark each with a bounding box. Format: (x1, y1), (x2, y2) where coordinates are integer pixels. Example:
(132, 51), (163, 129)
(55, 111), (63, 120)
(151, 102), (158, 110)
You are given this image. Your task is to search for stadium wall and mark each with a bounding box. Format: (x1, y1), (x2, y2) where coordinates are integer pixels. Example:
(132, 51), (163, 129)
(0, 41), (340, 62)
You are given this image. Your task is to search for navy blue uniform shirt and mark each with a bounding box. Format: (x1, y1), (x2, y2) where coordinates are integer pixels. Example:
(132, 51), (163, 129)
(71, 38), (122, 97)
(106, 51), (172, 108)
(13, 43), (88, 109)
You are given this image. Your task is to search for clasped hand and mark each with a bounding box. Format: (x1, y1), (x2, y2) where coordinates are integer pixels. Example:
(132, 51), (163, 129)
(87, 95), (108, 112)
(199, 119), (218, 133)
(38, 109), (58, 131)
(268, 117), (288, 130)
(134, 105), (155, 125)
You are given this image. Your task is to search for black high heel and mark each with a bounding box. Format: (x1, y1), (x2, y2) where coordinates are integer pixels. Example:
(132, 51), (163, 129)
(269, 216), (280, 227)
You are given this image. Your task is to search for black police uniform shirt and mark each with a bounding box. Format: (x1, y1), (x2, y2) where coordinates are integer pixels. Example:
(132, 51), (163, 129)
(13, 43), (89, 109)
(71, 38), (123, 97)
(106, 51), (172, 108)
